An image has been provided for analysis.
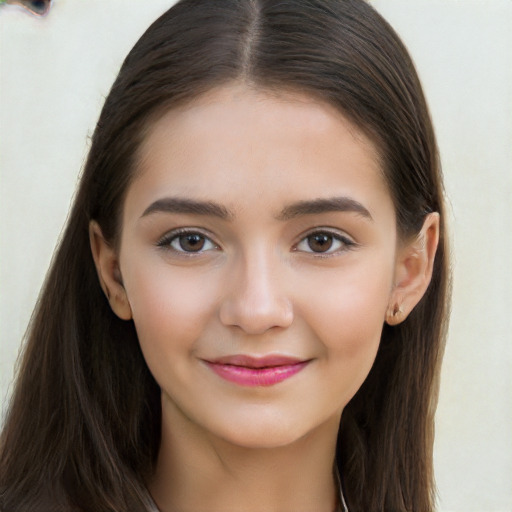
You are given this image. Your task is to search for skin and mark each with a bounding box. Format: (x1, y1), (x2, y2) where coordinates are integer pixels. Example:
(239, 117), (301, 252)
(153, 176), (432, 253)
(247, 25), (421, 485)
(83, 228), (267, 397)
(90, 83), (439, 512)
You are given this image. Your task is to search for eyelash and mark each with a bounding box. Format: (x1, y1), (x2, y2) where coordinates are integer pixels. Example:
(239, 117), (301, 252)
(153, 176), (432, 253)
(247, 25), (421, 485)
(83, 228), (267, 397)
(156, 228), (356, 256)
(156, 228), (219, 255)
(293, 228), (356, 256)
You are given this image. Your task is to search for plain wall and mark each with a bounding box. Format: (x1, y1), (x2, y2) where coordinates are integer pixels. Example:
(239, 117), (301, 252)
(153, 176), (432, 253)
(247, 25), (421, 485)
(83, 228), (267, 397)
(1, 1), (511, 510)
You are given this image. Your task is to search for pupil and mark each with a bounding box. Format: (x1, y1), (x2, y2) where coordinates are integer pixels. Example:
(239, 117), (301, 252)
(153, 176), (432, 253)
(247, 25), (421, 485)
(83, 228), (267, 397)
(308, 233), (333, 252)
(180, 234), (205, 252)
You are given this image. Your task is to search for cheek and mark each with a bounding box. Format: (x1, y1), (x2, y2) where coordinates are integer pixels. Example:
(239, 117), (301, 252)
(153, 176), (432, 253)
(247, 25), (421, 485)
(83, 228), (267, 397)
(122, 262), (222, 366)
(297, 261), (392, 385)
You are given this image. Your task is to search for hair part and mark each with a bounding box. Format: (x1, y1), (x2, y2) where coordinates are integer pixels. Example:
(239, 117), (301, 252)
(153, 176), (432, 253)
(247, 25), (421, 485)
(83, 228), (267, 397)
(1, 1), (450, 511)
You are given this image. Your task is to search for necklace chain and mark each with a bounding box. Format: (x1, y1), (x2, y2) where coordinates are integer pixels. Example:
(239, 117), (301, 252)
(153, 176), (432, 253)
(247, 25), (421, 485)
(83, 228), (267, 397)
(334, 464), (349, 512)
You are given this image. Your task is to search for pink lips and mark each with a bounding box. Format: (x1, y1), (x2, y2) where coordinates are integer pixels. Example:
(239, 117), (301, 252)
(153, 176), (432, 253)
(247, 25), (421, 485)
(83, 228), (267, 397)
(204, 355), (309, 387)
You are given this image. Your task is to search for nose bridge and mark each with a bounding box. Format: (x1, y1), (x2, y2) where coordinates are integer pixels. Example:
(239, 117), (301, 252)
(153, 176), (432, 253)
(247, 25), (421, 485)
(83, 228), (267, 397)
(219, 242), (293, 333)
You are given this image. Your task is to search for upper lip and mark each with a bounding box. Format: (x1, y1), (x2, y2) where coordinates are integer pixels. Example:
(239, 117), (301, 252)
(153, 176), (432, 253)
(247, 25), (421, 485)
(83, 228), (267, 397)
(205, 354), (308, 368)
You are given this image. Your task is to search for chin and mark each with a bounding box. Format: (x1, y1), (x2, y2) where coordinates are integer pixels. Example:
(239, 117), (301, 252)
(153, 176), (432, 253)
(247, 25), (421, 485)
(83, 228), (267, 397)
(209, 409), (336, 450)
(219, 425), (307, 450)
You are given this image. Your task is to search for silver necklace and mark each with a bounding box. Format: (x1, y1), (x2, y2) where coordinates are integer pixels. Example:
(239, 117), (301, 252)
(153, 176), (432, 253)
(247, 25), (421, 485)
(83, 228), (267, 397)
(334, 466), (349, 512)
(339, 486), (349, 512)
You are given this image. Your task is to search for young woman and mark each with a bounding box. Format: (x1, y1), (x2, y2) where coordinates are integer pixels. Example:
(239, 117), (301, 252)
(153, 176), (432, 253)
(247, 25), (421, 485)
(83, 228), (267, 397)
(0, 1), (450, 511)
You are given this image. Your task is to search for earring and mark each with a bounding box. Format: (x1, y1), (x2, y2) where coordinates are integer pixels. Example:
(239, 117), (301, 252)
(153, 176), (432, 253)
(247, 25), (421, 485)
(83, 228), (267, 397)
(392, 304), (403, 317)
(386, 303), (404, 325)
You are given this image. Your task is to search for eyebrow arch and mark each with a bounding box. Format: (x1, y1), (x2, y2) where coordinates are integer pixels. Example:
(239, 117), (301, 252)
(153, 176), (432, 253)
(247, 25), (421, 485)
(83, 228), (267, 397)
(141, 197), (233, 220)
(277, 196), (373, 221)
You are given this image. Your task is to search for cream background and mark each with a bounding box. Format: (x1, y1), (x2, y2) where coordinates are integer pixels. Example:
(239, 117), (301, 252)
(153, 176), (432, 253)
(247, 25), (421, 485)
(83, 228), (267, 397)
(1, 1), (511, 510)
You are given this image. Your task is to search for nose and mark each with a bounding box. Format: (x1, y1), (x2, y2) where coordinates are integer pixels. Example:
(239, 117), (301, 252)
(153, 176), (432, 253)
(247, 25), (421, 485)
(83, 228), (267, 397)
(218, 248), (293, 335)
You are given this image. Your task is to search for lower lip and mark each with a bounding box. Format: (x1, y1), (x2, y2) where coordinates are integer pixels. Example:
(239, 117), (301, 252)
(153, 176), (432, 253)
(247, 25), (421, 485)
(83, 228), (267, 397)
(205, 361), (309, 387)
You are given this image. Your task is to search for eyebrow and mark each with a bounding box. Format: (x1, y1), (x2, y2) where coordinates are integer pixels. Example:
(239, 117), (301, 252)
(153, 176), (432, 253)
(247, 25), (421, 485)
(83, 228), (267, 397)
(140, 195), (372, 222)
(141, 197), (233, 220)
(276, 196), (373, 221)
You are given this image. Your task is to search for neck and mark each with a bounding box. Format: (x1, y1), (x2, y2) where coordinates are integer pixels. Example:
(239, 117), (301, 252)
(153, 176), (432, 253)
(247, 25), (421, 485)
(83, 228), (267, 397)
(149, 398), (341, 512)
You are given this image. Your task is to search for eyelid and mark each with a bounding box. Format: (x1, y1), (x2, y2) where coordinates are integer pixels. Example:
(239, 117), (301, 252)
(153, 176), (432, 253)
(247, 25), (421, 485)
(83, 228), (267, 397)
(156, 227), (220, 253)
(293, 227), (357, 255)
(155, 226), (356, 256)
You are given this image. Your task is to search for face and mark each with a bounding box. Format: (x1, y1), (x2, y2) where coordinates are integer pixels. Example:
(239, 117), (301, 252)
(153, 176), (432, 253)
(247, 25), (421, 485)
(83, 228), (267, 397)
(117, 84), (398, 448)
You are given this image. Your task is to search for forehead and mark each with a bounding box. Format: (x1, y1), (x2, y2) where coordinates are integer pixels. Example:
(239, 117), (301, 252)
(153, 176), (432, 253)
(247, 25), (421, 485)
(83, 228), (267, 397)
(127, 83), (392, 221)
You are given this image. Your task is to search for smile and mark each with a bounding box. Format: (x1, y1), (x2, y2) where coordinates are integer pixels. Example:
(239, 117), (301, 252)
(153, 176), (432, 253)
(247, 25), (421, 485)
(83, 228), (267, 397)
(203, 355), (310, 387)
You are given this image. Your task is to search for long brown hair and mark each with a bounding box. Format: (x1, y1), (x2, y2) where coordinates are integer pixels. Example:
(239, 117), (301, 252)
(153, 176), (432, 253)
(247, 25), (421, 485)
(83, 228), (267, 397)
(0, 1), (450, 511)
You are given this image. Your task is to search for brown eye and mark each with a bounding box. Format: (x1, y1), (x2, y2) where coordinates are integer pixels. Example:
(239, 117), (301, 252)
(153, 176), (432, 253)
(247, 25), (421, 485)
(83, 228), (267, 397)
(176, 233), (206, 252)
(157, 231), (217, 253)
(295, 230), (354, 255)
(307, 233), (333, 252)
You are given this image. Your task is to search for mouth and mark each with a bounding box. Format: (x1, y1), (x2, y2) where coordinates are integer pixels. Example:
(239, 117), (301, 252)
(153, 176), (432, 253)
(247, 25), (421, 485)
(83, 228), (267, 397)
(203, 355), (311, 387)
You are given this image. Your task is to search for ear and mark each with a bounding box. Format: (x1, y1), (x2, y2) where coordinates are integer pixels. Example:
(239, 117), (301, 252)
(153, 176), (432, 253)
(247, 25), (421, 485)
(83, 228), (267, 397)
(386, 212), (440, 326)
(89, 221), (132, 320)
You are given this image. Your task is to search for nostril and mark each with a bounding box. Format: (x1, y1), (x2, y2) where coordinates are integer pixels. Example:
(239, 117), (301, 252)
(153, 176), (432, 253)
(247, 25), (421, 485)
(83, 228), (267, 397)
(219, 295), (293, 334)
(218, 256), (294, 333)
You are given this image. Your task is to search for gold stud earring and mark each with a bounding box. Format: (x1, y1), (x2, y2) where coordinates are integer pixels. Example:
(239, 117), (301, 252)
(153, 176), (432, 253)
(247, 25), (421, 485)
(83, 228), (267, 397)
(392, 304), (403, 317)
(386, 303), (404, 325)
